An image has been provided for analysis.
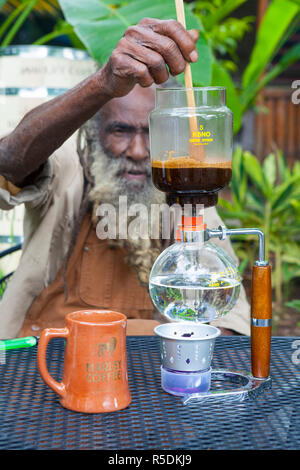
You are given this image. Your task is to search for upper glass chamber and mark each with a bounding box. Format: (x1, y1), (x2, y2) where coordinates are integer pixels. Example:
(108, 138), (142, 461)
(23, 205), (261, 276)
(149, 87), (233, 208)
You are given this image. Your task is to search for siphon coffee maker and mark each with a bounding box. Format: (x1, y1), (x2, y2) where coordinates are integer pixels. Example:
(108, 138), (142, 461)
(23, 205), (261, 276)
(148, 87), (272, 403)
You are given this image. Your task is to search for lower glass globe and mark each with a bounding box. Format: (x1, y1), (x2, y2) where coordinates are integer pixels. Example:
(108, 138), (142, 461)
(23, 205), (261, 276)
(149, 241), (241, 323)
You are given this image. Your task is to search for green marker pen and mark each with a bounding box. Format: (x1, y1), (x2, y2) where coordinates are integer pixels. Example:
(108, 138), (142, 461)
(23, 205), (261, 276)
(0, 336), (38, 351)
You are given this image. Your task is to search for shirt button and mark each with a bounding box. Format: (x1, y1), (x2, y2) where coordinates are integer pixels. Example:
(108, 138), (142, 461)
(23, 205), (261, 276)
(31, 325), (40, 332)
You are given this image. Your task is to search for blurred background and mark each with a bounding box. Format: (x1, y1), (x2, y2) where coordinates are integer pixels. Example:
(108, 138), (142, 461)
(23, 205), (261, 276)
(0, 0), (299, 334)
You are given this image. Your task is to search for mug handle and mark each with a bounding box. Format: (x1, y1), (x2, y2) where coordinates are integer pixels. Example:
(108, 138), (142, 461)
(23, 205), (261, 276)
(37, 327), (69, 398)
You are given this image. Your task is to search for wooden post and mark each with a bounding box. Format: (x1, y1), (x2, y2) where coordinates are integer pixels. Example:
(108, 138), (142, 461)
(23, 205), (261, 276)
(251, 264), (272, 378)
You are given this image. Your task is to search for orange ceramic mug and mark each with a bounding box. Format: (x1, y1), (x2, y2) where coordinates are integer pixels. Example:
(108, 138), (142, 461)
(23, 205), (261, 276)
(37, 310), (132, 413)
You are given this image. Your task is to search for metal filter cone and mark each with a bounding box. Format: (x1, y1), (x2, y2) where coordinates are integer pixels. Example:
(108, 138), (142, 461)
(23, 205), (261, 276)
(154, 323), (220, 372)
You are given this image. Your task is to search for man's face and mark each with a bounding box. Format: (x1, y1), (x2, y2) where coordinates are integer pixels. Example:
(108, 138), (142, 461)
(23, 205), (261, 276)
(98, 85), (155, 186)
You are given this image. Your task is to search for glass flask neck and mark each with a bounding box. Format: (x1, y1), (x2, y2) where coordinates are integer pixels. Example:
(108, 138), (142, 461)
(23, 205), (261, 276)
(176, 215), (206, 243)
(155, 87), (226, 108)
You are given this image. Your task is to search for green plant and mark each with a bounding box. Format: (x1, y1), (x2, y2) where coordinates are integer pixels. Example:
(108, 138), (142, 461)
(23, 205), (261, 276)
(285, 300), (300, 327)
(0, 0), (85, 48)
(192, 0), (255, 73)
(0, 0), (38, 47)
(239, 0), (300, 114)
(285, 300), (300, 312)
(218, 147), (300, 312)
(0, 266), (5, 298)
(1, 0), (59, 14)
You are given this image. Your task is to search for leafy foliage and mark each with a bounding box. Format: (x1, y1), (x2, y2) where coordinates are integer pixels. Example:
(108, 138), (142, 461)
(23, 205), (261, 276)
(285, 299), (300, 312)
(1, 0), (59, 14)
(192, 0), (255, 73)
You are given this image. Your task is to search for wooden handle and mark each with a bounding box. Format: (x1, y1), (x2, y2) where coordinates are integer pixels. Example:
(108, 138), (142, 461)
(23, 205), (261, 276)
(174, 0), (204, 160)
(251, 264), (272, 378)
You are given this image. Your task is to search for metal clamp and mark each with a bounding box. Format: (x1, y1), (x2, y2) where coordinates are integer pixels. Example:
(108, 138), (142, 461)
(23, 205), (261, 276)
(251, 318), (272, 327)
(205, 226), (268, 265)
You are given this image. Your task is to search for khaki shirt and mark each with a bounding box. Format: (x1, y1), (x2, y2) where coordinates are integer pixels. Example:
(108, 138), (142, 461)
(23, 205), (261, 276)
(0, 134), (250, 338)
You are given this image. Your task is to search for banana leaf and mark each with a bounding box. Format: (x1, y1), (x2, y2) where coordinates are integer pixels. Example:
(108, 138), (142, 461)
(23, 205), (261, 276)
(58, 0), (127, 23)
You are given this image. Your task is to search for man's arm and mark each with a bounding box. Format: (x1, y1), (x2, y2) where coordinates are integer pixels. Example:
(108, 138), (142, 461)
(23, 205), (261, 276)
(0, 73), (111, 187)
(0, 18), (199, 187)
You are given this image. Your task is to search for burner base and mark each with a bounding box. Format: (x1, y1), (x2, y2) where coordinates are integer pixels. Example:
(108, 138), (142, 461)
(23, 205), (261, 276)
(161, 366), (211, 396)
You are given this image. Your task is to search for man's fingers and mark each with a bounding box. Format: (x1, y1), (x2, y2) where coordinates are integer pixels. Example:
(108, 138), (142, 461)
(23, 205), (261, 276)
(104, 18), (200, 98)
(125, 56), (154, 87)
(139, 18), (198, 63)
(118, 37), (169, 84)
(109, 49), (154, 88)
(156, 19), (198, 62)
(124, 25), (186, 77)
(188, 29), (200, 44)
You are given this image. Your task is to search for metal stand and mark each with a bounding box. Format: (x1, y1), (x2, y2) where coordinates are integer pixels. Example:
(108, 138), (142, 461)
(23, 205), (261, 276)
(182, 369), (272, 405)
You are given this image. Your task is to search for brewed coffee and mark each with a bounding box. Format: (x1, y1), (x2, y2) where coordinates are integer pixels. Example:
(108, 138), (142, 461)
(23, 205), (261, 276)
(152, 157), (232, 192)
(152, 157), (232, 207)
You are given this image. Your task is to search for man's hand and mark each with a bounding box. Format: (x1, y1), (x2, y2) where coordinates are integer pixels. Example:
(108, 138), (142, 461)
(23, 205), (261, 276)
(100, 18), (199, 98)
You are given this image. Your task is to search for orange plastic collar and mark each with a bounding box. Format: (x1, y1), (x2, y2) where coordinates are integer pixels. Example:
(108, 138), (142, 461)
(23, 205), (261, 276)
(176, 215), (206, 241)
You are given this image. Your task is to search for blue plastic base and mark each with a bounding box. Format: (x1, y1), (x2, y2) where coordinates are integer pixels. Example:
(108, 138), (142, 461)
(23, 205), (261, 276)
(161, 366), (211, 396)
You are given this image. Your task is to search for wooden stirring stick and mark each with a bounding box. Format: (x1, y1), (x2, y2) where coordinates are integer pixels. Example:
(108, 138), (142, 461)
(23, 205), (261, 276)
(174, 0), (204, 161)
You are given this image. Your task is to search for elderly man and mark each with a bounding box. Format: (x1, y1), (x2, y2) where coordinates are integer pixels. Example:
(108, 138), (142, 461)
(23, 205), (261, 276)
(0, 18), (250, 339)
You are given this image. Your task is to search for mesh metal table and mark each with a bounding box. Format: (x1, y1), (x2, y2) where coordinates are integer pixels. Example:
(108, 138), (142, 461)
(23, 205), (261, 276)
(0, 336), (299, 450)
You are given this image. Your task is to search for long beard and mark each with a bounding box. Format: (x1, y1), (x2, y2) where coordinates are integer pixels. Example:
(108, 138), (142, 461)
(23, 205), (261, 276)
(89, 146), (163, 211)
(86, 126), (168, 287)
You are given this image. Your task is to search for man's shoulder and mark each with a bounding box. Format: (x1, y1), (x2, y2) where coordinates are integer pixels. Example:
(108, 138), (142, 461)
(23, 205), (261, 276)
(50, 132), (83, 186)
(50, 132), (79, 168)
